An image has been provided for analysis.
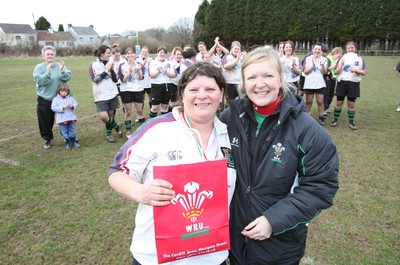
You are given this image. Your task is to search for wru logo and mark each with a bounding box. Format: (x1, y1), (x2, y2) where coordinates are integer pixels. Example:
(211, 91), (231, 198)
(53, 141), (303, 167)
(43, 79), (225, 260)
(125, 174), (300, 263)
(272, 142), (286, 163)
(171, 182), (213, 223)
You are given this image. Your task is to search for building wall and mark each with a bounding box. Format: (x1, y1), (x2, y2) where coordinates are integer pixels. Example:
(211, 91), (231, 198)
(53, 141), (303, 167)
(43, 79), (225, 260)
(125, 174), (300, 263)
(0, 32), (36, 47)
(37, 40), (76, 48)
(76, 35), (101, 46)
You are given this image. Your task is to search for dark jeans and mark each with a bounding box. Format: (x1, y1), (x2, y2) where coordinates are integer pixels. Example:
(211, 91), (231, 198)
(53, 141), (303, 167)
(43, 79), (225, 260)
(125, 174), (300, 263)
(324, 78), (336, 110)
(37, 96), (55, 142)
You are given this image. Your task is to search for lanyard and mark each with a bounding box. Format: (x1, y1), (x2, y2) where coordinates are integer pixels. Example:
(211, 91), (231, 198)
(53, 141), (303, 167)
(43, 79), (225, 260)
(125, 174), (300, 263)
(181, 111), (218, 160)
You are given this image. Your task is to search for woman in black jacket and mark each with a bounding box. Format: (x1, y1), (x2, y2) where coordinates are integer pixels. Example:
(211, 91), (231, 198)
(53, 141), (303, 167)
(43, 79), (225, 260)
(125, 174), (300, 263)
(220, 46), (339, 264)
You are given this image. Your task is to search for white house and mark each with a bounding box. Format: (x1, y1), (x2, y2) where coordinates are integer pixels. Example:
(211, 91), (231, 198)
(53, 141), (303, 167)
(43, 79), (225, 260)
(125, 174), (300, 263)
(0, 23), (36, 47)
(67, 24), (100, 47)
(37, 29), (76, 48)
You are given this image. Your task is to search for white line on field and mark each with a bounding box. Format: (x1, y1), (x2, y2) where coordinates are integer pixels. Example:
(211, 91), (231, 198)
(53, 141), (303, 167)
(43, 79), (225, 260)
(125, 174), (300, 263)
(0, 114), (98, 166)
(0, 156), (20, 166)
(0, 114), (98, 143)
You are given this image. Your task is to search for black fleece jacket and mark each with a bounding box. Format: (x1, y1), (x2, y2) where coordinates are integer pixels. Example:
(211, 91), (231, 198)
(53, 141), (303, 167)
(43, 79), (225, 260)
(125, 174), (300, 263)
(220, 92), (339, 264)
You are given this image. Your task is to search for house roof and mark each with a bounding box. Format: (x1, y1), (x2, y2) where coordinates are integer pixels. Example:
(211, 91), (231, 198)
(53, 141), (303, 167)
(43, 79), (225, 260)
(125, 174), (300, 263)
(69, 26), (98, 36)
(37, 30), (75, 41)
(0, 23), (35, 34)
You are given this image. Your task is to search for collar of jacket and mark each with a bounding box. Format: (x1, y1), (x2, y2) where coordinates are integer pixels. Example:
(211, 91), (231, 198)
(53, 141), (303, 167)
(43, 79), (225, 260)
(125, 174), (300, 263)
(237, 92), (304, 123)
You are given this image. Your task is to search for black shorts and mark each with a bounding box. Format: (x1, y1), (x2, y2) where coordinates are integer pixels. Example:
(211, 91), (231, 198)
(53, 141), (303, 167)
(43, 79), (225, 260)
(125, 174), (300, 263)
(304, 87), (326, 95)
(143, 87), (151, 95)
(120, 91), (144, 104)
(95, 95), (120, 112)
(336, 80), (360, 98)
(151, 83), (172, 105)
(169, 83), (178, 102)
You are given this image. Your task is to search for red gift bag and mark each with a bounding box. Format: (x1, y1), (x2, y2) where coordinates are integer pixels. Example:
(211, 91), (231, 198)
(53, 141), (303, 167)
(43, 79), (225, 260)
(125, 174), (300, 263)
(153, 159), (230, 264)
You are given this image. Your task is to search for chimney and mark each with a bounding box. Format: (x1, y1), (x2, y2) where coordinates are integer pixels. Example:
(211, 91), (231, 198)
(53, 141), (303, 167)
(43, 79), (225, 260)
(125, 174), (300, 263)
(68, 24), (72, 28)
(89, 25), (93, 29)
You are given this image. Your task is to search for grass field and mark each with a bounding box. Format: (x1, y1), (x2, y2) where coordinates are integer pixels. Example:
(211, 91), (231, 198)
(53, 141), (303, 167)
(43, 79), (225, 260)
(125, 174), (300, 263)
(0, 55), (399, 264)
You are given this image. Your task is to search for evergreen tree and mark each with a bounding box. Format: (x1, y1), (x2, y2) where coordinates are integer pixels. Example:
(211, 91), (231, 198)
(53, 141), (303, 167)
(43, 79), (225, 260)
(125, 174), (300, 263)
(199, 0), (400, 50)
(193, 0), (210, 46)
(204, 0), (226, 43)
(35, 16), (51, 30)
(380, 0), (400, 49)
(58, 24), (64, 32)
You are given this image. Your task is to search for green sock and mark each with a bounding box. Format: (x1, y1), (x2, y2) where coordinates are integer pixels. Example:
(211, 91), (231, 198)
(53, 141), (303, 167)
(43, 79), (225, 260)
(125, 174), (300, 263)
(149, 111), (157, 118)
(348, 110), (355, 124)
(107, 116), (119, 130)
(106, 123), (112, 136)
(125, 120), (132, 131)
(333, 107), (342, 121)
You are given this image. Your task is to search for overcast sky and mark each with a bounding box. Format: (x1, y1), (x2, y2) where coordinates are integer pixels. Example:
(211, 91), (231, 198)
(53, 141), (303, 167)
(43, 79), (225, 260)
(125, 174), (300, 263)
(1, 0), (204, 36)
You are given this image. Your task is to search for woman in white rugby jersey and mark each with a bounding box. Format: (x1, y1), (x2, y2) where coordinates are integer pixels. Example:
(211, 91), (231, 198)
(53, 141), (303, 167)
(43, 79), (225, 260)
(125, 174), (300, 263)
(280, 40), (301, 94)
(169, 47), (184, 109)
(149, 46), (176, 118)
(208, 36), (229, 69)
(222, 41), (244, 106)
(136, 46), (153, 120)
(330, 41), (367, 130)
(303, 42), (328, 126)
(118, 48), (144, 138)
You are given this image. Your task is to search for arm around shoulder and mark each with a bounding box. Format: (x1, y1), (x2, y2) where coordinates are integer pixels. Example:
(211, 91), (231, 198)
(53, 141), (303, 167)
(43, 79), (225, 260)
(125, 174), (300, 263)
(264, 124), (339, 234)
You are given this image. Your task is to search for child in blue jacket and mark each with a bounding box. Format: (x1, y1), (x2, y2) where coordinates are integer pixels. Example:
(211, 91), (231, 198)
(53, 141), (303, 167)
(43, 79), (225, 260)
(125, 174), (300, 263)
(51, 83), (80, 149)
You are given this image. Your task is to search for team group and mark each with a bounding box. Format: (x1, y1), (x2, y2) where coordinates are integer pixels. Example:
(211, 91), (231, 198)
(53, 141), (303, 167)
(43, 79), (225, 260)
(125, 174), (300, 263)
(33, 38), (365, 150)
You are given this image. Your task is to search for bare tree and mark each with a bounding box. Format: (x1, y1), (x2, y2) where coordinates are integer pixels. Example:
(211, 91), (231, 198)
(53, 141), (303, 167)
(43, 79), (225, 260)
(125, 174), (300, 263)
(139, 27), (167, 52)
(166, 17), (194, 49)
(119, 19), (194, 53)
